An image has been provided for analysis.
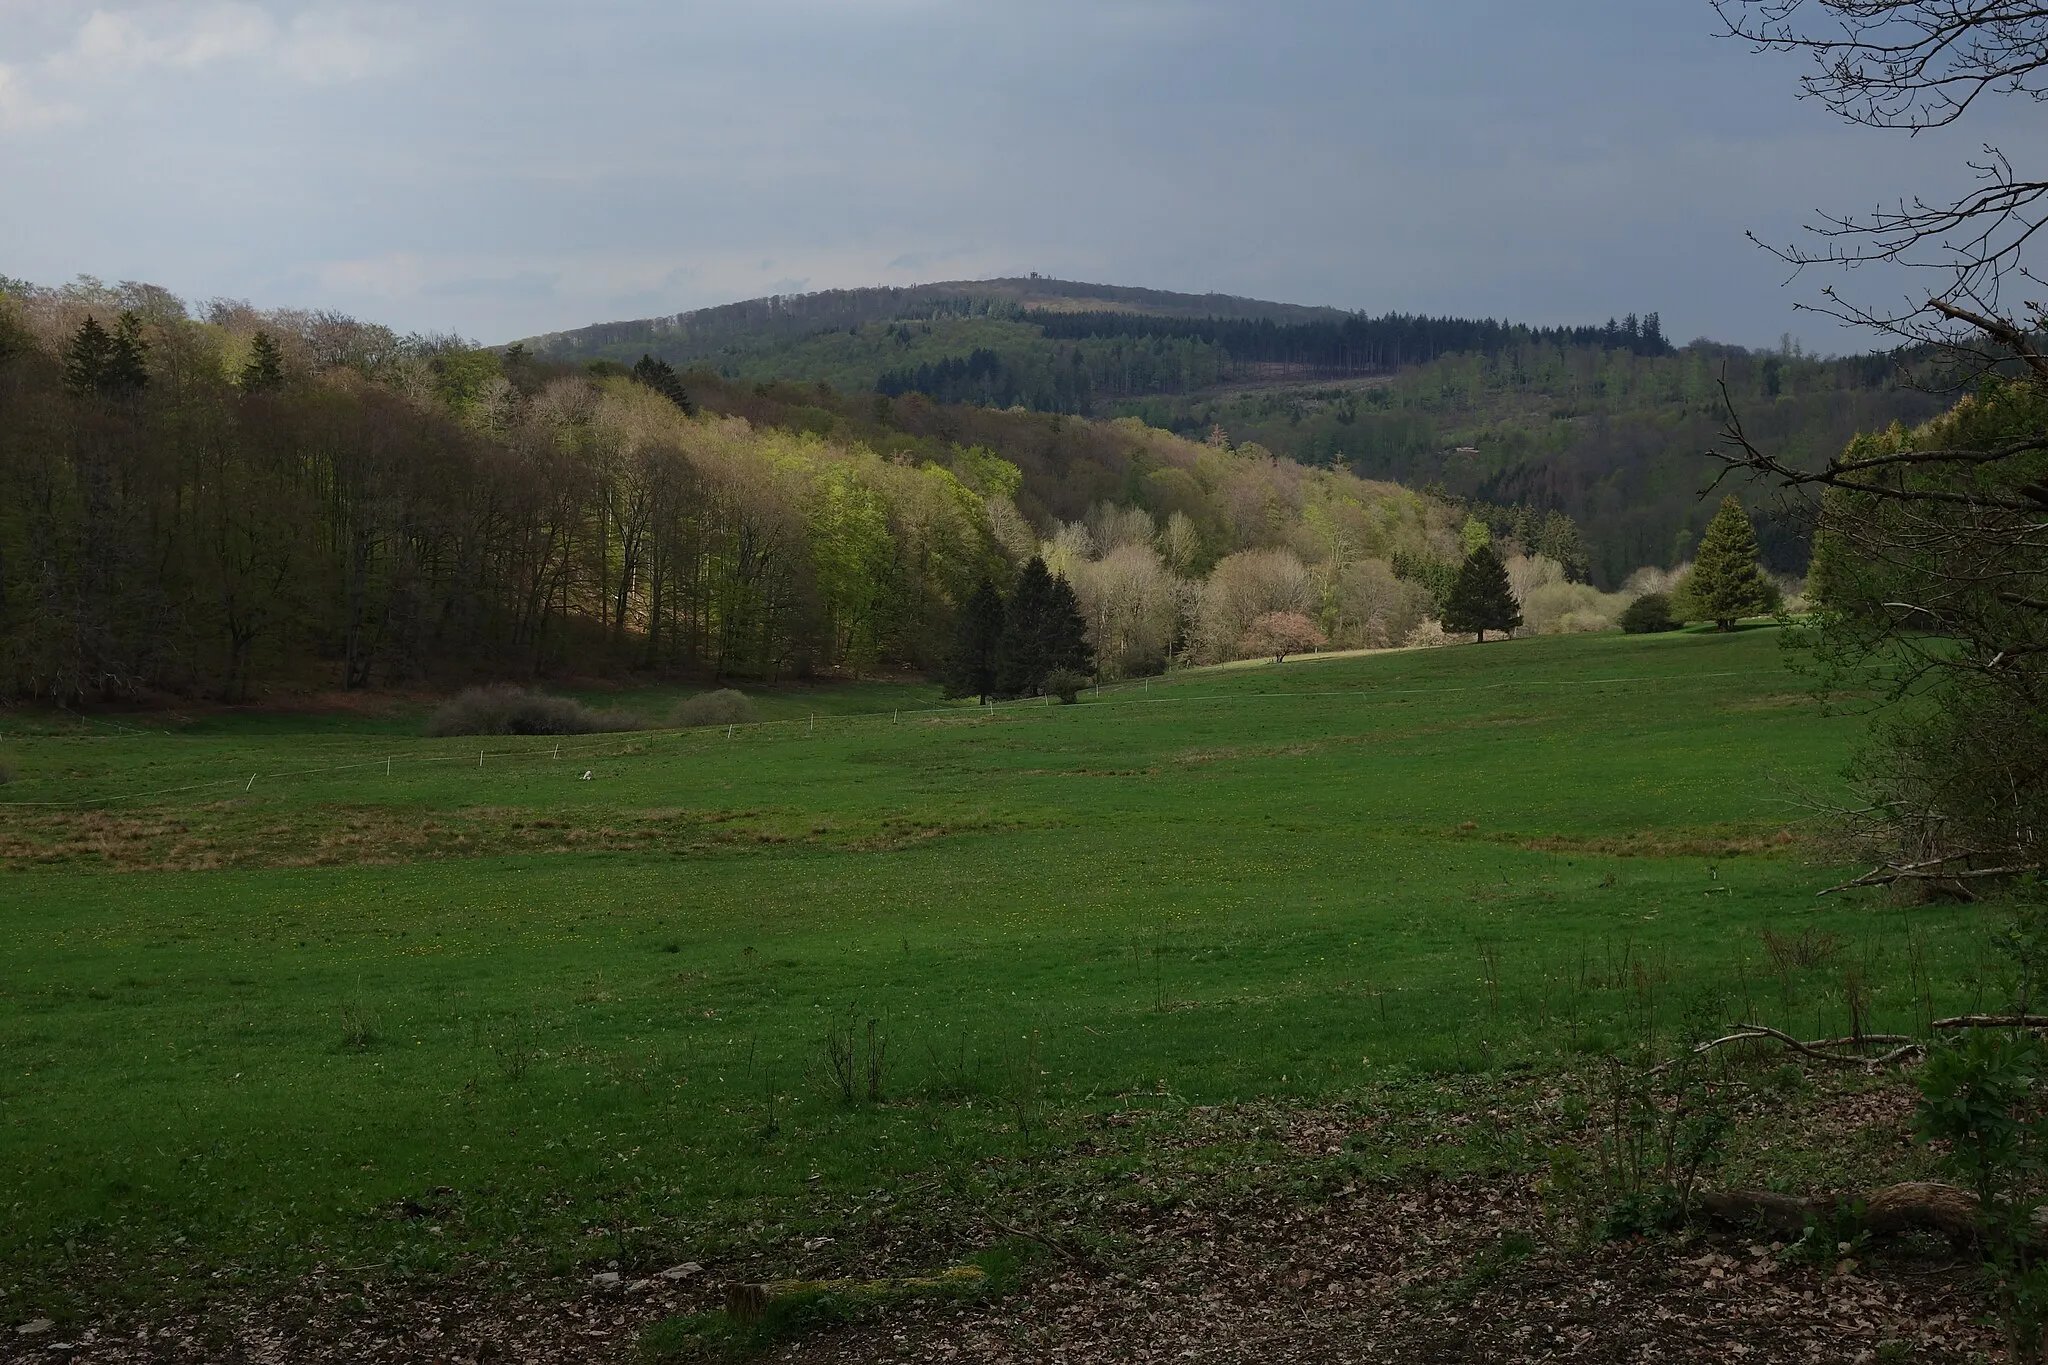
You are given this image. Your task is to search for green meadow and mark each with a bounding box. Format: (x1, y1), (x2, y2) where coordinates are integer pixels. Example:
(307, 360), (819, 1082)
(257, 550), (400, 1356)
(0, 629), (1990, 1317)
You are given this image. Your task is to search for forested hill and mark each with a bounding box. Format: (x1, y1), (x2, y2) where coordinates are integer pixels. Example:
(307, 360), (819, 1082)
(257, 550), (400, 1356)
(527, 276), (1948, 586)
(0, 277), (1505, 704)
(522, 277), (1350, 368)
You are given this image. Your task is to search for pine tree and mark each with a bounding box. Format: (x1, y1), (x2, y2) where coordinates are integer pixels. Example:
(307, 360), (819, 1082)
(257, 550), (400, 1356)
(105, 312), (149, 394)
(1682, 495), (1778, 631)
(993, 558), (1094, 698)
(942, 579), (1005, 704)
(1441, 544), (1523, 642)
(239, 330), (284, 392)
(63, 316), (114, 396)
(632, 353), (698, 416)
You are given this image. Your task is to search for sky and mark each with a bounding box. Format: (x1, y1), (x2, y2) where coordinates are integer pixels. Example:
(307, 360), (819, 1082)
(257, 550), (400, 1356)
(0, 0), (2023, 349)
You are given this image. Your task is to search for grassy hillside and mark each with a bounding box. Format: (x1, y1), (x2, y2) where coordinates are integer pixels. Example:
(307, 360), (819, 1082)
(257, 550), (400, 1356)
(0, 628), (1987, 1324)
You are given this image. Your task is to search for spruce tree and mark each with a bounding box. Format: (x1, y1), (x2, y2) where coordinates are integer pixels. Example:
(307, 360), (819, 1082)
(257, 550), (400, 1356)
(993, 558), (1094, 698)
(1044, 571), (1093, 677)
(239, 330), (284, 392)
(942, 579), (1005, 704)
(1683, 496), (1777, 631)
(1441, 543), (1523, 642)
(105, 312), (149, 394)
(63, 316), (114, 396)
(632, 353), (698, 415)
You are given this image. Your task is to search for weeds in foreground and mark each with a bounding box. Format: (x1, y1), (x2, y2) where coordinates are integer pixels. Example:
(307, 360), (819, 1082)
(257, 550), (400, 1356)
(339, 998), (379, 1053)
(819, 1009), (886, 1106)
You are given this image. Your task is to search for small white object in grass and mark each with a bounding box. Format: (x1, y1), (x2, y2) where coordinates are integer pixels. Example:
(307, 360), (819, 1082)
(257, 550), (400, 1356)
(581, 770), (593, 781)
(17, 1319), (53, 1336)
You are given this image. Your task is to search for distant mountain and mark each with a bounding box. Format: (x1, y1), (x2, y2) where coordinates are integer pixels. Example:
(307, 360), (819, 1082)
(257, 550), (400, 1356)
(521, 277), (1349, 367)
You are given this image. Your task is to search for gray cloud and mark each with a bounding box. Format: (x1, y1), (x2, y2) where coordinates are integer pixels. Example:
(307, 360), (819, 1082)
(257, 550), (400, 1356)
(0, 0), (2013, 349)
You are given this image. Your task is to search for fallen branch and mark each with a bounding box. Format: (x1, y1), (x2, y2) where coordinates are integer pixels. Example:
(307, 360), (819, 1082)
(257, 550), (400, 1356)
(1821, 861), (2036, 895)
(1671, 1024), (1922, 1071)
(986, 1218), (1090, 1269)
(1698, 1181), (1983, 1245)
(1934, 1014), (2048, 1030)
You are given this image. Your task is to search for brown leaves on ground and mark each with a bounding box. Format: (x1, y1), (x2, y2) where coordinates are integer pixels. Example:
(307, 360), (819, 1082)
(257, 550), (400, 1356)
(24, 1069), (2005, 1364)
(32, 1177), (1993, 1364)
(790, 1187), (1989, 1364)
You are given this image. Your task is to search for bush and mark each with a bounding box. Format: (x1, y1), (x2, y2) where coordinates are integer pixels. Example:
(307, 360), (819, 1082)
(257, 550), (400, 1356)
(1042, 668), (1090, 704)
(669, 689), (758, 728)
(425, 685), (642, 737)
(1619, 593), (1682, 634)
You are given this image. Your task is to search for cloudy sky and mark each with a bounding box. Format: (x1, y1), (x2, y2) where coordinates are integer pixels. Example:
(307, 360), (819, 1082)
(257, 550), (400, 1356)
(0, 1), (2015, 348)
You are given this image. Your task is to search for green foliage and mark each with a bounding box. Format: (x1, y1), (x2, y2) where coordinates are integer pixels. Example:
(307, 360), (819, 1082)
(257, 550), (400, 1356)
(1916, 1026), (2048, 1361)
(1680, 497), (1779, 630)
(1802, 378), (2048, 893)
(1392, 552), (1457, 614)
(1441, 544), (1523, 640)
(1042, 666), (1090, 703)
(1618, 593), (1680, 634)
(808, 468), (900, 674)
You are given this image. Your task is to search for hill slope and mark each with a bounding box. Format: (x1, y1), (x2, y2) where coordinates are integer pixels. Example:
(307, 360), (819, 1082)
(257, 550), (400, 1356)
(529, 278), (1949, 583)
(522, 277), (1349, 368)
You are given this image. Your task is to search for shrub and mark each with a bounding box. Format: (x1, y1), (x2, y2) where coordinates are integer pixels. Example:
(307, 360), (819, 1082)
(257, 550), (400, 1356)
(1042, 668), (1090, 704)
(1619, 593), (1682, 634)
(669, 688), (758, 728)
(425, 685), (642, 737)
(1238, 610), (1327, 662)
(1403, 618), (1463, 649)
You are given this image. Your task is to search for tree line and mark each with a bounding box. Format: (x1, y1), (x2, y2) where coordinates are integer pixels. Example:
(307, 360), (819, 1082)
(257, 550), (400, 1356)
(1025, 308), (1675, 371)
(8, 279), (1622, 703)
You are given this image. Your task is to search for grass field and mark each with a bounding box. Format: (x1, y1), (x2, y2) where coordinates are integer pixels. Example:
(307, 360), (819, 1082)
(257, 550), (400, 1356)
(0, 628), (1994, 1326)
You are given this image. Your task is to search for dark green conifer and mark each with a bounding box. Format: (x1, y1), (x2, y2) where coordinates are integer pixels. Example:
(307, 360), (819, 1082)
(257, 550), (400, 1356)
(63, 316), (114, 396)
(993, 558), (1093, 698)
(942, 579), (1006, 704)
(105, 312), (150, 394)
(1440, 543), (1523, 642)
(239, 330), (284, 392)
(632, 353), (698, 416)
